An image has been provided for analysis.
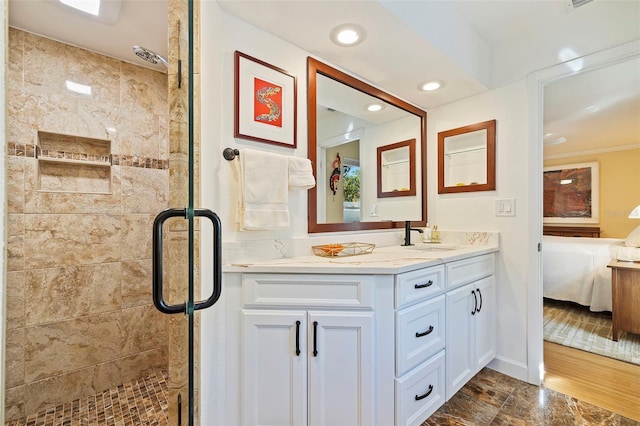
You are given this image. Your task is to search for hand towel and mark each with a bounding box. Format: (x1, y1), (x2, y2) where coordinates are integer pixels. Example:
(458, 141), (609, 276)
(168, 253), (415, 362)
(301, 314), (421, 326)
(238, 148), (290, 230)
(288, 156), (316, 190)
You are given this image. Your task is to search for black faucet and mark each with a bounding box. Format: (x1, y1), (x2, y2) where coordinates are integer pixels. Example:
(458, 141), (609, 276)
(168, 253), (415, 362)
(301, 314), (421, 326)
(402, 220), (424, 246)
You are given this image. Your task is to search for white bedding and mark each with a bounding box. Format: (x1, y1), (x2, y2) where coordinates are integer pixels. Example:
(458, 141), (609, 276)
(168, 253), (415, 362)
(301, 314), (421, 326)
(543, 235), (622, 312)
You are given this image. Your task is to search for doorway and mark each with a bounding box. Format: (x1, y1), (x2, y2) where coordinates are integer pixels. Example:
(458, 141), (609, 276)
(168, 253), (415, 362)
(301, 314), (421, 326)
(529, 41), (640, 419)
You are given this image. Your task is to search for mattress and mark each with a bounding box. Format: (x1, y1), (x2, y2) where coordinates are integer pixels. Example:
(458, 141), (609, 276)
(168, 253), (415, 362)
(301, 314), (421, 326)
(543, 235), (622, 312)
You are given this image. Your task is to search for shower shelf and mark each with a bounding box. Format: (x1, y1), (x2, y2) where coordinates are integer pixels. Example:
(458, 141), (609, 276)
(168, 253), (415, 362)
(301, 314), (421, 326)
(36, 131), (112, 193)
(37, 156), (112, 167)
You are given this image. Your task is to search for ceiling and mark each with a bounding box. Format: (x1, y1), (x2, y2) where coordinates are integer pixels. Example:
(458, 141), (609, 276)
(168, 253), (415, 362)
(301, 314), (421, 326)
(7, 0), (640, 156)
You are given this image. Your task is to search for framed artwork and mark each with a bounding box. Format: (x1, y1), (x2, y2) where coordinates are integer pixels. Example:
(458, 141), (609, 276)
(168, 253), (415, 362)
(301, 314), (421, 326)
(234, 51), (297, 148)
(543, 161), (599, 223)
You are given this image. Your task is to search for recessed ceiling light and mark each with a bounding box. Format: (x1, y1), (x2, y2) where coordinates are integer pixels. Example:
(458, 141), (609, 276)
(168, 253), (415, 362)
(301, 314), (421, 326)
(367, 103), (384, 112)
(330, 24), (366, 47)
(60, 0), (101, 16)
(419, 80), (444, 92)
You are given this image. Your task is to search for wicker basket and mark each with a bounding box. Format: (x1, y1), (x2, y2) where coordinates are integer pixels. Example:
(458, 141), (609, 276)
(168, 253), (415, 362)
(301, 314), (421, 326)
(312, 242), (375, 258)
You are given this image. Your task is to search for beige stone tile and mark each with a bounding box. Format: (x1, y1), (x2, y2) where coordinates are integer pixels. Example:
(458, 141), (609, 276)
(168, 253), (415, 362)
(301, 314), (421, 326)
(23, 363), (110, 416)
(5, 89), (40, 145)
(6, 271), (26, 330)
(24, 213), (121, 269)
(23, 32), (68, 94)
(4, 384), (26, 422)
(67, 48), (121, 106)
(6, 328), (26, 388)
(25, 263), (122, 326)
(8, 28), (25, 89)
(111, 109), (162, 159)
(121, 214), (154, 261)
(121, 61), (168, 117)
(76, 97), (127, 141)
(24, 311), (121, 382)
(25, 183), (122, 214)
(37, 161), (112, 193)
(168, 315), (189, 389)
(6, 157), (26, 213)
(121, 259), (153, 308)
(119, 346), (168, 384)
(7, 214), (25, 272)
(120, 305), (168, 357)
(121, 167), (169, 214)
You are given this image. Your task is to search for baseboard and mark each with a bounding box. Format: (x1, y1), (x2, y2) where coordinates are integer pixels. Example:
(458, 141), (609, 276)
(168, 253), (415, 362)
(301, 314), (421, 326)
(488, 355), (530, 383)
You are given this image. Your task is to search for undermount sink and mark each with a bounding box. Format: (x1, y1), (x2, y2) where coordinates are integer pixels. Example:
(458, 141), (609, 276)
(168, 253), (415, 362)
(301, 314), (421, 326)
(408, 244), (459, 252)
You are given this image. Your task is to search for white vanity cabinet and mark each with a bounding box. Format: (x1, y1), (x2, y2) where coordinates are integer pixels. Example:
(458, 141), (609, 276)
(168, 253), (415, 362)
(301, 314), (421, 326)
(445, 254), (496, 400)
(394, 265), (447, 426)
(240, 273), (379, 426)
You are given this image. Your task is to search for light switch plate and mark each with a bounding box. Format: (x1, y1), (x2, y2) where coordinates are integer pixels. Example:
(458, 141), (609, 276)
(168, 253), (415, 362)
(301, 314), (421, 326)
(495, 198), (516, 216)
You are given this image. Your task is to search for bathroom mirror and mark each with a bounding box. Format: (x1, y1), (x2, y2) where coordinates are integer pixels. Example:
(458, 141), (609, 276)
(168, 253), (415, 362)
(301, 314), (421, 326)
(307, 57), (427, 233)
(377, 139), (416, 198)
(438, 119), (496, 194)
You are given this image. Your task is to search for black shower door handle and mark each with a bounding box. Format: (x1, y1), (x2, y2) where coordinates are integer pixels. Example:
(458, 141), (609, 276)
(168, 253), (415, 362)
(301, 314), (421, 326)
(152, 208), (222, 314)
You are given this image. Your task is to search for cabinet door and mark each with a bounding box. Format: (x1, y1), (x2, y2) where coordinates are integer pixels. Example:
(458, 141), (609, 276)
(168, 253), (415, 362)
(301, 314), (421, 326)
(445, 283), (475, 400)
(242, 310), (307, 426)
(308, 311), (375, 426)
(474, 276), (496, 370)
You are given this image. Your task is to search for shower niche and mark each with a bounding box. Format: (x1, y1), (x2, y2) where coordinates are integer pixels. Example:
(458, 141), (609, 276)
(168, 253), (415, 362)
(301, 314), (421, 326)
(36, 131), (112, 193)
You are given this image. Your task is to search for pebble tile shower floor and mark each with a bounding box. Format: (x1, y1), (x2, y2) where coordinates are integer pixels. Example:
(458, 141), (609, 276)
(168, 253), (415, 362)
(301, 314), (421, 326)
(5, 371), (168, 426)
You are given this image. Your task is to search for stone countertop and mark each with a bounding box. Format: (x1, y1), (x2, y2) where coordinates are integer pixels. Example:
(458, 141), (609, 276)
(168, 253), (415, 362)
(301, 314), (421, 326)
(224, 243), (498, 275)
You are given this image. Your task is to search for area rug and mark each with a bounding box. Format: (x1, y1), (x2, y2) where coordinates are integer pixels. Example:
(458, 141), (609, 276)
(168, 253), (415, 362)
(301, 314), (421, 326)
(543, 298), (640, 366)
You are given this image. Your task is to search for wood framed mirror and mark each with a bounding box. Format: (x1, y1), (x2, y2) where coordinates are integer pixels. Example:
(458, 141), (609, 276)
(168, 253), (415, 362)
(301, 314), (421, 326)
(377, 139), (416, 198)
(307, 57), (427, 233)
(438, 119), (496, 194)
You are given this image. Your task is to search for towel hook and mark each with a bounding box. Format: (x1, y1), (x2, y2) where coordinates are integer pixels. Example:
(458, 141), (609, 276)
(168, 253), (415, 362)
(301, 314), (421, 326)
(223, 148), (239, 161)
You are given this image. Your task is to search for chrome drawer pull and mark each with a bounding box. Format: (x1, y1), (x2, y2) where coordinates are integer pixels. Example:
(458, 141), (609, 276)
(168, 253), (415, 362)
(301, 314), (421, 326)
(415, 325), (434, 338)
(415, 384), (434, 401)
(414, 280), (433, 289)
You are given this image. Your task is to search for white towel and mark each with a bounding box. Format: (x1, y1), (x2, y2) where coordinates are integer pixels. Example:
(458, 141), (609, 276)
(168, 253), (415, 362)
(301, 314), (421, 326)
(288, 156), (316, 190)
(238, 148), (290, 230)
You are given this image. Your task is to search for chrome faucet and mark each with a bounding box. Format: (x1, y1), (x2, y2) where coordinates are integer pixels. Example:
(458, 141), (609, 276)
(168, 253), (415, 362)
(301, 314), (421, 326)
(402, 220), (424, 246)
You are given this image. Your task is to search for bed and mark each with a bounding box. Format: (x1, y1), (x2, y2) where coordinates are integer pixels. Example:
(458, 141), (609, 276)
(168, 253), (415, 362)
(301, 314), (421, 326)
(543, 235), (623, 312)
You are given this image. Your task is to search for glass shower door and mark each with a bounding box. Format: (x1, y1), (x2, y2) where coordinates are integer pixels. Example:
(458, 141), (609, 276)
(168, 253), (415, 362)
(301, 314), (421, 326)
(151, 1), (222, 424)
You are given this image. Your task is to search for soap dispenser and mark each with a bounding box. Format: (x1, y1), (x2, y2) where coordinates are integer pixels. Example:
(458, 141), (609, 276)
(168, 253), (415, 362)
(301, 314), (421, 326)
(424, 223), (432, 242)
(431, 225), (440, 243)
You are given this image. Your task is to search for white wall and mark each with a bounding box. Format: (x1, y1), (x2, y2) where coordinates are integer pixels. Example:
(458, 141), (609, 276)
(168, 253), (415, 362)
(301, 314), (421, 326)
(427, 82), (531, 379)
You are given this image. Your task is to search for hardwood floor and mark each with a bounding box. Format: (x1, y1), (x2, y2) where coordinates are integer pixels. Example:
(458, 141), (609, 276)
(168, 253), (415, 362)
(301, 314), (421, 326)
(544, 341), (640, 421)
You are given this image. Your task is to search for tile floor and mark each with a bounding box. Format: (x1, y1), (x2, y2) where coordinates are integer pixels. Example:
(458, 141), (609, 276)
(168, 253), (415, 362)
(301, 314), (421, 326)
(424, 368), (640, 425)
(6, 367), (638, 425)
(5, 371), (168, 426)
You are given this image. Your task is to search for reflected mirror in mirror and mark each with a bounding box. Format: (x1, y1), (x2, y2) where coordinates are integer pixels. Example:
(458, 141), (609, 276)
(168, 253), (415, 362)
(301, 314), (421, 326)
(377, 139), (416, 198)
(308, 57), (427, 233)
(438, 119), (496, 194)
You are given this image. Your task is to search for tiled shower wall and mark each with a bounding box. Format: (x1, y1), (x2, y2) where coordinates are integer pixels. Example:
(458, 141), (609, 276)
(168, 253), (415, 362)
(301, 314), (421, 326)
(4, 28), (169, 421)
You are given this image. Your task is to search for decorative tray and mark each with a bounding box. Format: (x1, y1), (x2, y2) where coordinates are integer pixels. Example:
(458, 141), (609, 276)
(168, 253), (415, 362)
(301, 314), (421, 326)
(312, 242), (376, 258)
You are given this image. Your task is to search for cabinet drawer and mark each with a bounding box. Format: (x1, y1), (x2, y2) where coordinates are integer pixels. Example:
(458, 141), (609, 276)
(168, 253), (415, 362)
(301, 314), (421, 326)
(396, 265), (445, 308)
(242, 274), (375, 308)
(446, 253), (495, 290)
(396, 295), (445, 376)
(395, 350), (445, 426)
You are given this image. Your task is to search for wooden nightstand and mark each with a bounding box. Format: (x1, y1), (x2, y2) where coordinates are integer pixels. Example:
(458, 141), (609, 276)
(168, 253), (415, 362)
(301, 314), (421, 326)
(607, 260), (640, 341)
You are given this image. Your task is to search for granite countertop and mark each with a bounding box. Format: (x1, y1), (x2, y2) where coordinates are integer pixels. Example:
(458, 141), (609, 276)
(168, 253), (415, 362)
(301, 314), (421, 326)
(224, 243), (498, 275)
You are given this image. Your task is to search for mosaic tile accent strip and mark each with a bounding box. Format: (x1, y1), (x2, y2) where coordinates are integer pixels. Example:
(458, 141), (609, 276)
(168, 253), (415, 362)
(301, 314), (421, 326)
(6, 144), (168, 170)
(7, 143), (36, 158)
(5, 370), (168, 426)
